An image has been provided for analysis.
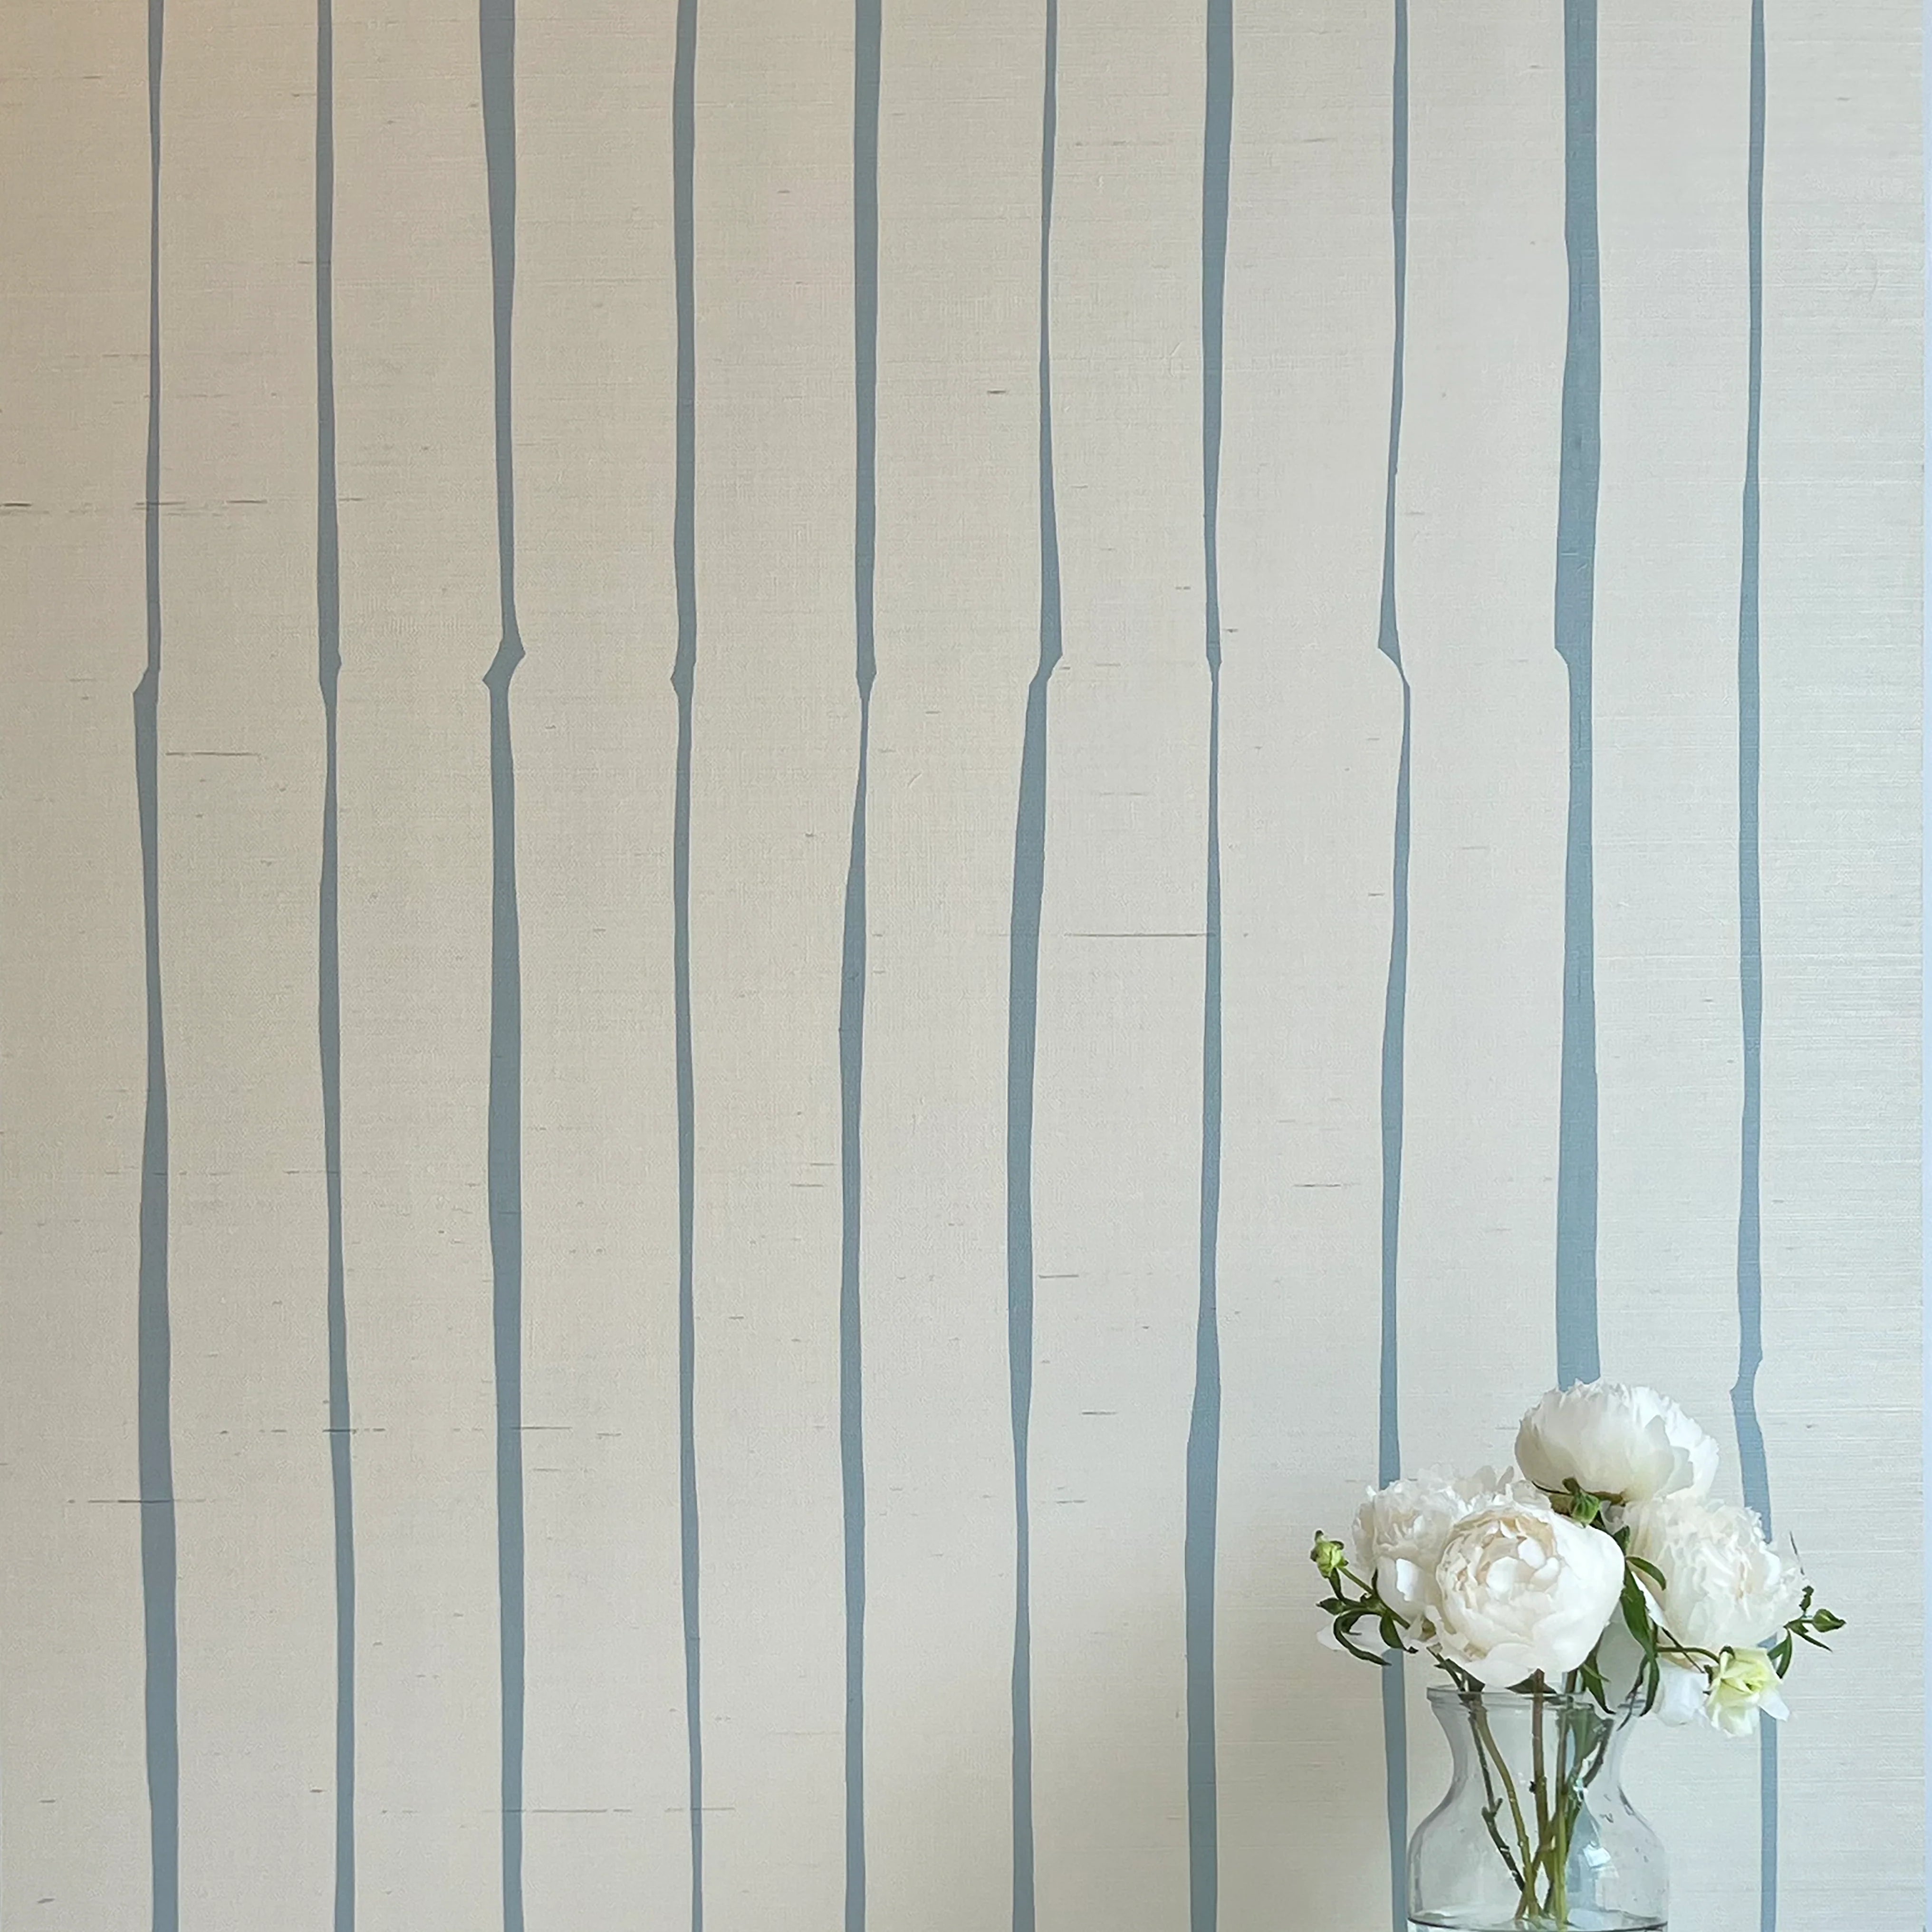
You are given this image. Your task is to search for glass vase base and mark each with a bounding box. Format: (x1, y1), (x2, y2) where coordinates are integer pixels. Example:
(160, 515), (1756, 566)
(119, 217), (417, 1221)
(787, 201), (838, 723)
(1409, 1915), (1665, 1932)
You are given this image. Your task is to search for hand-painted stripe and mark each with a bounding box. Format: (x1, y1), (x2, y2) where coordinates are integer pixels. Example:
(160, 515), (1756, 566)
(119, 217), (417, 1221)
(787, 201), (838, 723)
(670, 0), (706, 1922)
(1731, 3), (1777, 1923)
(1006, 8), (1061, 1924)
(1553, 0), (1602, 1389)
(1185, 3), (1231, 1927)
(1373, 2), (1412, 1924)
(840, 2), (881, 1927)
(315, 0), (355, 1919)
(135, 0), (179, 1923)
(478, 2), (526, 1925)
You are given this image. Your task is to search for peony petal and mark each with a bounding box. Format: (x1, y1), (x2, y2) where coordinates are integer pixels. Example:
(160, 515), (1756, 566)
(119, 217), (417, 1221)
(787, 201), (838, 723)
(1385, 1557), (1426, 1620)
(1462, 1642), (1541, 1689)
(1487, 1557), (1526, 1595)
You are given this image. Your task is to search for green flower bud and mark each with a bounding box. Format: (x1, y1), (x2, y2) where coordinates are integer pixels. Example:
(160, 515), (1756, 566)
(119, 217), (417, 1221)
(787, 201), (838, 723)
(1562, 1484), (1606, 1527)
(1311, 1534), (1347, 1580)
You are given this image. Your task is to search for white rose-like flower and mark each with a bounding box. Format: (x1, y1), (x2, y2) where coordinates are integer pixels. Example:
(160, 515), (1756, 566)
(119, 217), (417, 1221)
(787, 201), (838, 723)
(1702, 1648), (1791, 1736)
(1622, 1491), (1807, 1651)
(1430, 1501), (1625, 1687)
(1352, 1468), (1527, 1627)
(1515, 1381), (1720, 1504)
(1657, 1650), (1790, 1736)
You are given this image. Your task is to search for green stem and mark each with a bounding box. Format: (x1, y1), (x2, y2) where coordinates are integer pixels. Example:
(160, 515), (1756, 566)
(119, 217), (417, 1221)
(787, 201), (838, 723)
(1511, 1685), (1590, 1927)
(1523, 1683), (1553, 1921)
(1464, 1708), (1528, 1890)
(1464, 1693), (1536, 1888)
(1550, 1699), (1571, 1927)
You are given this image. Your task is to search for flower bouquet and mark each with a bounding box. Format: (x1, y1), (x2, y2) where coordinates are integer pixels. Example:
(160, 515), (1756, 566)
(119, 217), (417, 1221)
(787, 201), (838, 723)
(1311, 1382), (1843, 1932)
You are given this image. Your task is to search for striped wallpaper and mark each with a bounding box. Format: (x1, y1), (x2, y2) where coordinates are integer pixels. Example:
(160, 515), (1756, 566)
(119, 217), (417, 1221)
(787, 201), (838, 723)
(0, 1), (1919, 1930)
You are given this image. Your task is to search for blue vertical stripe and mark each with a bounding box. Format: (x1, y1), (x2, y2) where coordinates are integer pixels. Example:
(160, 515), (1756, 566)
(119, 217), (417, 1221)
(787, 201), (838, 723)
(1005, 7), (1060, 1924)
(315, 0), (355, 1917)
(478, 2), (526, 1925)
(135, 0), (179, 1922)
(670, 0), (707, 1922)
(1553, 0), (1603, 1389)
(1373, 1), (1412, 1923)
(840, 1), (881, 1926)
(1731, 1), (1777, 1923)
(1186, 3), (1231, 1929)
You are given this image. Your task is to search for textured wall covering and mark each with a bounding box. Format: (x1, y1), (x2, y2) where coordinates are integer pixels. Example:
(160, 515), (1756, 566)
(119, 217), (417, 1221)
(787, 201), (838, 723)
(0, 1), (1921, 1930)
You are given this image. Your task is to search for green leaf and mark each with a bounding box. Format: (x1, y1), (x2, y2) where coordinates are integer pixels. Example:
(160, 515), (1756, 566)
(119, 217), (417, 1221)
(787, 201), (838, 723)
(1620, 1575), (1659, 1661)
(1577, 1653), (1610, 1713)
(1624, 1554), (1667, 1591)
(1334, 1627), (1392, 1667)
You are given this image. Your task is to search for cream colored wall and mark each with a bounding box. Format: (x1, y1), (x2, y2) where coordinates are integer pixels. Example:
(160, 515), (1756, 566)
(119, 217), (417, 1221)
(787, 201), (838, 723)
(0, 1), (1919, 1930)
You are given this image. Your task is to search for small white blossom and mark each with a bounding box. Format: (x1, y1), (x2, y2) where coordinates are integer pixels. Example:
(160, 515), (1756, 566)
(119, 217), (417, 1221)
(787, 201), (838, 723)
(1703, 1648), (1791, 1736)
(1658, 1649), (1790, 1737)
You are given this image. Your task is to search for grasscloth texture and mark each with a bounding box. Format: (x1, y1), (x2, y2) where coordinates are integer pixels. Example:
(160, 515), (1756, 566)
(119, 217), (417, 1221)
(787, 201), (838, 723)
(0, 1), (1919, 1930)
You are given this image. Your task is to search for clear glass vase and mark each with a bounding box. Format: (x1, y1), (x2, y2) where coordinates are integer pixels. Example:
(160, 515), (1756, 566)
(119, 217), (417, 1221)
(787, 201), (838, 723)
(1408, 1685), (1667, 1932)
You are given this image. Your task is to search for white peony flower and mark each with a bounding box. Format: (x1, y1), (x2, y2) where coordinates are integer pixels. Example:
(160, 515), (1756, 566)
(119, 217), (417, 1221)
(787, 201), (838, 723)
(1515, 1381), (1720, 1504)
(1352, 1468), (1528, 1628)
(1622, 1490), (1807, 1652)
(1429, 1500), (1626, 1687)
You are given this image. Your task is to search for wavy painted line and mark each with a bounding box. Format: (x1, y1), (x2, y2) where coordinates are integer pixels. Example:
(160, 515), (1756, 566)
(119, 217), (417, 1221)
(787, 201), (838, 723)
(1373, 2), (1412, 1923)
(315, 0), (355, 1918)
(1554, 0), (1603, 1389)
(478, 0), (526, 1924)
(135, 0), (179, 1921)
(840, 1), (881, 1927)
(1185, 2), (1231, 1927)
(671, 0), (706, 1922)
(1731, 2), (1777, 1922)
(1006, 7), (1060, 1925)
